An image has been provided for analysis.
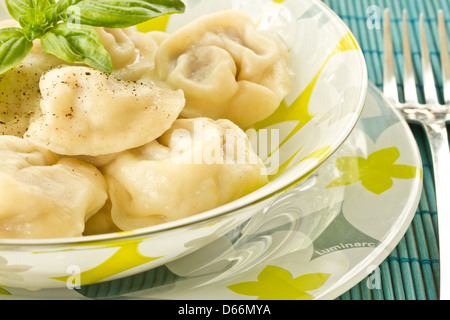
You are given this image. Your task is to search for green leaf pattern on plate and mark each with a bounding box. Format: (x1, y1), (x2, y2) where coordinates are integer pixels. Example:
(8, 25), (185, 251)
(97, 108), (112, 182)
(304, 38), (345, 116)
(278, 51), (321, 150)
(227, 265), (330, 300)
(50, 240), (163, 286)
(0, 287), (11, 295)
(327, 147), (419, 195)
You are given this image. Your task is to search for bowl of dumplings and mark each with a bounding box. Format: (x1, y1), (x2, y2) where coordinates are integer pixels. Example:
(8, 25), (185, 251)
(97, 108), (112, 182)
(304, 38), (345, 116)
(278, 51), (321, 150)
(0, 0), (367, 290)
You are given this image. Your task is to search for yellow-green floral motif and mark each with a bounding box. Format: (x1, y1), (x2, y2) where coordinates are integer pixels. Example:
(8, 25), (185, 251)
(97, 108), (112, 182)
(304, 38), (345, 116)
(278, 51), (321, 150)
(327, 147), (419, 195)
(32, 234), (157, 254)
(227, 265), (330, 300)
(255, 33), (359, 175)
(51, 242), (162, 286)
(0, 287), (11, 295)
(255, 32), (359, 133)
(302, 146), (332, 162)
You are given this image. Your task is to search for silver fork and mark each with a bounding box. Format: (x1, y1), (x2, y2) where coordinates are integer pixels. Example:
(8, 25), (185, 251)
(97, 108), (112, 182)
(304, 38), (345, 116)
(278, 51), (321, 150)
(383, 9), (450, 300)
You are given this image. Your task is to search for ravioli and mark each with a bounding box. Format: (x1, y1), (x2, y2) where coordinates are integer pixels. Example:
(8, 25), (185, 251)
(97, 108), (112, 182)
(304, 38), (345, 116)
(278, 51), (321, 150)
(0, 136), (107, 239)
(0, 20), (65, 137)
(154, 10), (292, 128)
(103, 118), (268, 231)
(95, 27), (168, 83)
(24, 66), (186, 156)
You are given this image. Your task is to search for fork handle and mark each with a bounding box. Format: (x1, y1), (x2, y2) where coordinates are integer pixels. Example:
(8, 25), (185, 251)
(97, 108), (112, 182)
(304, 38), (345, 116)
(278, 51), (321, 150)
(423, 120), (450, 300)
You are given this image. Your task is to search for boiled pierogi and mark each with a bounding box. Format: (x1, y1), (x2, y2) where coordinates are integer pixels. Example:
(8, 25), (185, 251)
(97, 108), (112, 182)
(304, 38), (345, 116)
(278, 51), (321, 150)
(0, 20), (65, 138)
(24, 66), (186, 156)
(0, 136), (107, 239)
(84, 200), (120, 236)
(95, 27), (168, 83)
(103, 118), (268, 231)
(155, 10), (292, 128)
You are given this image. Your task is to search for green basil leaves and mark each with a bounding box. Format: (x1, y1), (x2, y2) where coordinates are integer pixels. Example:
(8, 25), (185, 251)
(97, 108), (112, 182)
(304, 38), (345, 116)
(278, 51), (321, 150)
(41, 22), (113, 73)
(64, 0), (187, 28)
(0, 0), (185, 74)
(0, 27), (33, 74)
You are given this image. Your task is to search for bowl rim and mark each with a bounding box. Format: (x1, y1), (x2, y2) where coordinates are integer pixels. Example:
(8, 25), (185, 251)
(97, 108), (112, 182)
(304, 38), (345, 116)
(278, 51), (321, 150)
(0, 0), (368, 247)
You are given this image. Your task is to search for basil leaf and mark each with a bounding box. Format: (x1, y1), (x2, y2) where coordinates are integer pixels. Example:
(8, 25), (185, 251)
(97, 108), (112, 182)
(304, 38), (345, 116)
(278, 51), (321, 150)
(0, 27), (33, 74)
(56, 0), (83, 15)
(40, 22), (113, 73)
(5, 0), (31, 23)
(65, 0), (186, 28)
(6, 0), (55, 28)
(6, 0), (58, 40)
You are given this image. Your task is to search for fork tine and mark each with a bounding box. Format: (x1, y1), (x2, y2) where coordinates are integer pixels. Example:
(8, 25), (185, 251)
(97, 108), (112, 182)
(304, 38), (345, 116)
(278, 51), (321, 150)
(438, 10), (450, 105)
(382, 9), (450, 300)
(383, 9), (399, 102)
(402, 10), (419, 104)
(419, 14), (440, 105)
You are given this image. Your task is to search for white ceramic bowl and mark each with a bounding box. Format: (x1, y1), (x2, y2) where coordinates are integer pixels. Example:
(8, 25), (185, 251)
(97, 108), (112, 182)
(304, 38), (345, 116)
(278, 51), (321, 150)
(0, 0), (367, 290)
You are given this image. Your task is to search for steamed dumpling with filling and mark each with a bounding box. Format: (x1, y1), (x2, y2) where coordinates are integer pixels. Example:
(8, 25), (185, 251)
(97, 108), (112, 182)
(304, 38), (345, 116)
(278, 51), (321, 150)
(103, 118), (268, 231)
(94, 27), (168, 82)
(84, 200), (121, 236)
(0, 20), (65, 137)
(155, 10), (292, 128)
(24, 66), (185, 156)
(0, 136), (107, 239)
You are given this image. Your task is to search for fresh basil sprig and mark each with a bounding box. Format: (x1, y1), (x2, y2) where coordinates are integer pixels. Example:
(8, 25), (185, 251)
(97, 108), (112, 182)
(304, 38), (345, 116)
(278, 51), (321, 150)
(0, 27), (33, 74)
(40, 23), (114, 73)
(64, 0), (186, 28)
(0, 0), (185, 74)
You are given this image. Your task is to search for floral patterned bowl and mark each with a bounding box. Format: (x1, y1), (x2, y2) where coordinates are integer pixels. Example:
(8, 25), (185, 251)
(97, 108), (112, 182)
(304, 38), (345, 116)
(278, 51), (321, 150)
(0, 0), (367, 290)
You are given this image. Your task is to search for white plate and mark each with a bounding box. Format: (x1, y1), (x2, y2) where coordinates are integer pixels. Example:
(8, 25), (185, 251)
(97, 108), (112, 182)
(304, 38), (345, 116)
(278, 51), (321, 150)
(1, 83), (422, 300)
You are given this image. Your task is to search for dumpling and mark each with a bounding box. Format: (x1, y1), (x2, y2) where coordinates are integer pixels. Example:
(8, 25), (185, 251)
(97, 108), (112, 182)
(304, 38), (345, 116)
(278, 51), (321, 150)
(94, 27), (168, 83)
(0, 136), (107, 239)
(103, 118), (268, 231)
(84, 200), (121, 236)
(154, 10), (292, 128)
(24, 66), (186, 156)
(0, 20), (65, 137)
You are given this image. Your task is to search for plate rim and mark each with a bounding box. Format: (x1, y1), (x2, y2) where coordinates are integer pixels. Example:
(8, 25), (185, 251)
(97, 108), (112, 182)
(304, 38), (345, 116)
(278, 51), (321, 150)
(315, 82), (423, 300)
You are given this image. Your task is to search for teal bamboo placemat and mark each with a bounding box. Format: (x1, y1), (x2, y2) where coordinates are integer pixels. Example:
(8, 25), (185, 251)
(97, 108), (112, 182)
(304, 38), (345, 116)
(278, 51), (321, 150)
(322, 0), (448, 300)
